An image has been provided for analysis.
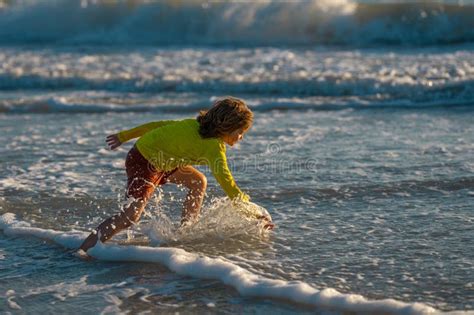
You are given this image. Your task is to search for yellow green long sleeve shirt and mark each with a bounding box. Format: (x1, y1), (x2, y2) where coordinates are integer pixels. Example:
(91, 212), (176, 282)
(117, 118), (249, 201)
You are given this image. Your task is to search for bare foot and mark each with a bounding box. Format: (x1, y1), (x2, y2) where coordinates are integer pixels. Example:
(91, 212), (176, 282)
(73, 249), (94, 261)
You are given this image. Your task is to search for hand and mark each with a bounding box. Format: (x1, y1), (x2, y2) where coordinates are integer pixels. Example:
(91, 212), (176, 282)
(106, 134), (122, 150)
(257, 215), (275, 230)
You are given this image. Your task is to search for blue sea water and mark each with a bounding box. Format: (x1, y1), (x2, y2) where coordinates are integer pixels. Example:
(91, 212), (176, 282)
(0, 1), (473, 314)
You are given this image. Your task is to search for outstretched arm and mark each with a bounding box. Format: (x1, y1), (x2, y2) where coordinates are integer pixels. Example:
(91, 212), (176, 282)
(116, 120), (177, 143)
(209, 144), (250, 202)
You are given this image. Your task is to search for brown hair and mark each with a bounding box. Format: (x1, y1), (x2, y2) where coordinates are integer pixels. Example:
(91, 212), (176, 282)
(197, 97), (253, 138)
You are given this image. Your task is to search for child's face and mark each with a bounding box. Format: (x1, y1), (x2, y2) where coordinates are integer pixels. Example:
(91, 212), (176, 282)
(222, 128), (247, 147)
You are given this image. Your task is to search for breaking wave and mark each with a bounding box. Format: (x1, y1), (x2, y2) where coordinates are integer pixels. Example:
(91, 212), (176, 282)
(0, 0), (473, 46)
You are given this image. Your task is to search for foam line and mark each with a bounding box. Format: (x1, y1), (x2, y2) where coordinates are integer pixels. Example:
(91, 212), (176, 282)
(1, 97), (473, 114)
(0, 213), (86, 249)
(0, 213), (441, 315)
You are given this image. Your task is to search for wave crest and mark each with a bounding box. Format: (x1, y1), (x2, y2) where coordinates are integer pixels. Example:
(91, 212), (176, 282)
(1, 0), (473, 46)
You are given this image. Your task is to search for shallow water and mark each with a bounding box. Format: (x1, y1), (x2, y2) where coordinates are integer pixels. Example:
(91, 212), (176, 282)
(1, 106), (473, 313)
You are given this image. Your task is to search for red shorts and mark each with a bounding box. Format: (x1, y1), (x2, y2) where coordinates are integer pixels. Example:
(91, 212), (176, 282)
(125, 146), (177, 200)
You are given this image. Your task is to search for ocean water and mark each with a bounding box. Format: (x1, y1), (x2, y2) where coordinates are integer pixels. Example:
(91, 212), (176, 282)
(1, 1), (474, 314)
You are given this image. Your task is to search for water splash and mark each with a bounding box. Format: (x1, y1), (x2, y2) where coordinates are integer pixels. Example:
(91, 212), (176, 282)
(140, 198), (272, 246)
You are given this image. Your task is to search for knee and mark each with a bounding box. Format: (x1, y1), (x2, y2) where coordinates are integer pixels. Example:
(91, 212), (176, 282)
(126, 212), (141, 224)
(127, 207), (143, 224)
(122, 200), (145, 224)
(200, 175), (207, 191)
(194, 174), (207, 192)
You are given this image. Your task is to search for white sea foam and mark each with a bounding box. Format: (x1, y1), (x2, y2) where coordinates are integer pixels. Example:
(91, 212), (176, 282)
(1, 46), (473, 113)
(2, 289), (22, 310)
(0, 212), (444, 315)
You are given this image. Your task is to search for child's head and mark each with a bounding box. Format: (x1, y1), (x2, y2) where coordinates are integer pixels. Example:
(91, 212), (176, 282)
(197, 97), (253, 144)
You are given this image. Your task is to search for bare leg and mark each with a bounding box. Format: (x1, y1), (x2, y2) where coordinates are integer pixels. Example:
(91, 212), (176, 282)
(181, 181), (206, 224)
(80, 166), (206, 253)
(79, 199), (146, 252)
(167, 166), (207, 225)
